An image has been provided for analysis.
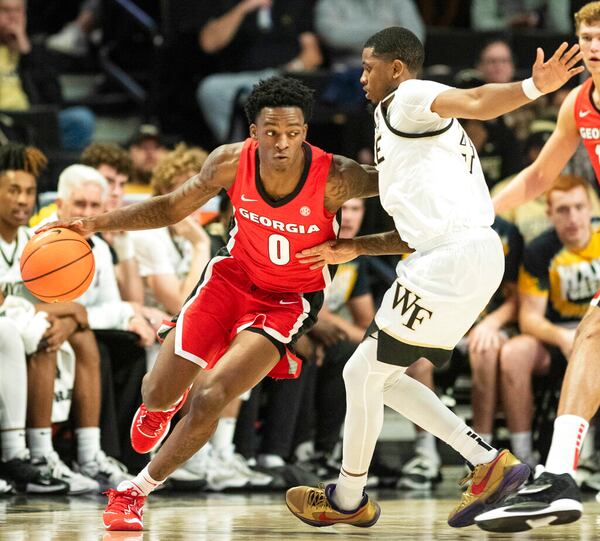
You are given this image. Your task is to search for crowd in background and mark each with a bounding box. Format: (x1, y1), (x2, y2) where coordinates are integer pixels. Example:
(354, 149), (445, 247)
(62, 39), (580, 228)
(1, 0), (600, 497)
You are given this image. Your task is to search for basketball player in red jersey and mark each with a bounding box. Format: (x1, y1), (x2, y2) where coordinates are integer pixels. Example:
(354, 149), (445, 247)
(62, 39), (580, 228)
(475, 2), (600, 533)
(38, 76), (412, 531)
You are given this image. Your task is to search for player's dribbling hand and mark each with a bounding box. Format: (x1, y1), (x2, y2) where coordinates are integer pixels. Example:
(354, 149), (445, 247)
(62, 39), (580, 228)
(531, 42), (584, 94)
(36, 218), (93, 238)
(296, 239), (359, 269)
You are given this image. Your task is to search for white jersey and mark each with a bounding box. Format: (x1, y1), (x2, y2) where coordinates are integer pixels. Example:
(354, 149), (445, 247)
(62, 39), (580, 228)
(0, 226), (35, 302)
(374, 79), (494, 251)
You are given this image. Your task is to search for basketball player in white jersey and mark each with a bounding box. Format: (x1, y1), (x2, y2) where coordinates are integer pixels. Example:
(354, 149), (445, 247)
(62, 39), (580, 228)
(286, 26), (583, 529)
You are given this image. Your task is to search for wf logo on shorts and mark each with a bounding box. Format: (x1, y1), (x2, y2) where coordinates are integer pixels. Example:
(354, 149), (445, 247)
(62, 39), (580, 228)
(392, 283), (433, 331)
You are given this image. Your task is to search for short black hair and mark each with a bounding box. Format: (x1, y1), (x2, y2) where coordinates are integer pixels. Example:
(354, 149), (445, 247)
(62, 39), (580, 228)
(244, 76), (314, 124)
(364, 27), (424, 73)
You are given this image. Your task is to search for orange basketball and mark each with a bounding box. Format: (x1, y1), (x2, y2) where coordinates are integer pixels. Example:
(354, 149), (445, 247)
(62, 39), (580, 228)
(20, 228), (95, 303)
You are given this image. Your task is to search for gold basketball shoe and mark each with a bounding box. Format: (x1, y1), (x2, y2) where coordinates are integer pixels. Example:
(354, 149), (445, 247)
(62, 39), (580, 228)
(448, 449), (530, 527)
(286, 483), (380, 528)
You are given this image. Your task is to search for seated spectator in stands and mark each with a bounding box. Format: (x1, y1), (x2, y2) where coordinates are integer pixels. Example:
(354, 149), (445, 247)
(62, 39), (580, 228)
(500, 174), (600, 468)
(492, 120), (600, 243)
(471, 0), (572, 33)
(128, 124), (169, 189)
(131, 144), (212, 315)
(0, 0), (95, 150)
(472, 39), (541, 142)
(293, 198), (375, 478)
(0, 144), (132, 493)
(0, 290), (68, 495)
(80, 142), (132, 213)
(398, 216), (523, 490)
(476, 39), (515, 85)
(46, 0), (99, 58)
(458, 41), (524, 189)
(315, 0), (424, 70)
(197, 0), (323, 143)
(40, 164), (156, 345)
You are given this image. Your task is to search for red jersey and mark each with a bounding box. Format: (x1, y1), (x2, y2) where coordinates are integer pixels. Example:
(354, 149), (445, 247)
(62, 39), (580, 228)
(227, 138), (338, 293)
(575, 77), (600, 182)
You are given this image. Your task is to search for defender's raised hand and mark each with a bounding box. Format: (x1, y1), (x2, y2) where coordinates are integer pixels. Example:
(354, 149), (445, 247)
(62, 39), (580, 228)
(531, 42), (584, 94)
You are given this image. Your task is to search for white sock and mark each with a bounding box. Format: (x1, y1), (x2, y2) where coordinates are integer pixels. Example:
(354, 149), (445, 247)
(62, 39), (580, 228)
(510, 431), (533, 464)
(27, 428), (54, 459)
(447, 425), (498, 466)
(479, 433), (492, 446)
(119, 465), (164, 496)
(1, 429), (27, 462)
(76, 427), (102, 465)
(210, 417), (236, 458)
(333, 467), (368, 511)
(545, 415), (589, 477)
(415, 431), (440, 464)
(383, 373), (497, 466)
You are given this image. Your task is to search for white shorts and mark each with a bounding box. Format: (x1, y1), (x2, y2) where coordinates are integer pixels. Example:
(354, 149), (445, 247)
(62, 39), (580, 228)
(372, 227), (504, 367)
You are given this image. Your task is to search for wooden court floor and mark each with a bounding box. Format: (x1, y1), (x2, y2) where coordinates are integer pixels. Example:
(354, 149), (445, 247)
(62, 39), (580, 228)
(1, 474), (599, 540)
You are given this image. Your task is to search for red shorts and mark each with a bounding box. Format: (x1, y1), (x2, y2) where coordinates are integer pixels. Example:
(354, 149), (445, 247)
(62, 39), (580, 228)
(158, 254), (322, 379)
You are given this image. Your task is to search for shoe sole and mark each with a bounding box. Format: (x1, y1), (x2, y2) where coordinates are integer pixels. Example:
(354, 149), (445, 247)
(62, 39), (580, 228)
(22, 483), (69, 495)
(103, 517), (143, 531)
(130, 413), (171, 455)
(285, 501), (381, 528)
(475, 498), (583, 532)
(448, 463), (531, 528)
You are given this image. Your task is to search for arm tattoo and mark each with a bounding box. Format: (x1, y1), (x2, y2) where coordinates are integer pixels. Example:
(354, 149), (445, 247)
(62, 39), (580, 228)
(91, 194), (175, 232)
(355, 230), (413, 256)
(325, 156), (378, 210)
(90, 146), (231, 232)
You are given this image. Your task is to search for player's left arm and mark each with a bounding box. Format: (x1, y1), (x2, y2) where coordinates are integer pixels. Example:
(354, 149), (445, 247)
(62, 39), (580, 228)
(324, 154), (378, 212)
(296, 231), (413, 270)
(431, 42), (583, 120)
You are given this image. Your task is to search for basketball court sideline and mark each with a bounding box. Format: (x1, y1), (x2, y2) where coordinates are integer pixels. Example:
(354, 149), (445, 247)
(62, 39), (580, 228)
(2, 467), (599, 540)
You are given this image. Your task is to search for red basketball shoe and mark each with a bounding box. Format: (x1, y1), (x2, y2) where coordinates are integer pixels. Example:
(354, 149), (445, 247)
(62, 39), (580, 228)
(103, 486), (146, 531)
(130, 388), (190, 454)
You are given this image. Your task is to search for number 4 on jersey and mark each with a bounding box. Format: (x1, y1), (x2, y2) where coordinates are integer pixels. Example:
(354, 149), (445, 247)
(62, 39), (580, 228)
(459, 130), (475, 174)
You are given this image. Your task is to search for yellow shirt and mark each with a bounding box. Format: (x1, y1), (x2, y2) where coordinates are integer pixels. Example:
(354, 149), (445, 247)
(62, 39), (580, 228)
(29, 203), (56, 228)
(0, 45), (29, 111)
(519, 220), (600, 323)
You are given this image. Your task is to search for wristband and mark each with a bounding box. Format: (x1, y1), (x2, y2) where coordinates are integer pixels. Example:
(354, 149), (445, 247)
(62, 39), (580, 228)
(521, 77), (543, 100)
